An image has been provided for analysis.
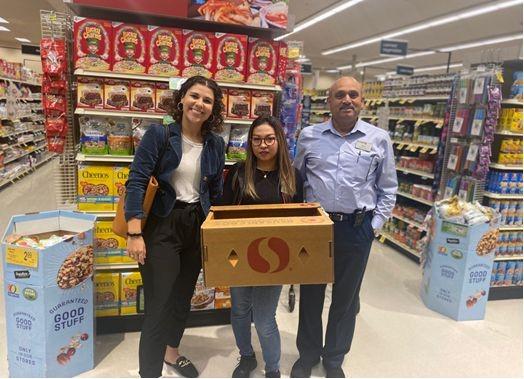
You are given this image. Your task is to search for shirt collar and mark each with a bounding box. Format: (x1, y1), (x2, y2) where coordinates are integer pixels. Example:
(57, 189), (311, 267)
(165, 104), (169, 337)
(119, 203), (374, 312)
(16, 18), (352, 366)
(321, 118), (369, 137)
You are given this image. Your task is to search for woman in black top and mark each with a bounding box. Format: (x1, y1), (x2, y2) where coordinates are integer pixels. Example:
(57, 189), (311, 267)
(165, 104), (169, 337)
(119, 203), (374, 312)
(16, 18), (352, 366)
(221, 116), (303, 378)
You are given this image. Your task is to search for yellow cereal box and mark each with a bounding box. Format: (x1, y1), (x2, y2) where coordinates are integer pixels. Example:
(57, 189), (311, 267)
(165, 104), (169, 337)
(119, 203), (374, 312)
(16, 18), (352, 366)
(95, 272), (120, 317)
(77, 164), (114, 211)
(214, 286), (231, 309)
(94, 220), (129, 264)
(120, 271), (143, 315)
(113, 166), (130, 206)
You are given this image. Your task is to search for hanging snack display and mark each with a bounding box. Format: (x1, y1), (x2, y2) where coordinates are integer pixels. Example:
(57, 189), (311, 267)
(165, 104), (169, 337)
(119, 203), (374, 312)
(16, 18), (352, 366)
(112, 23), (148, 74)
(147, 26), (182, 77)
(214, 33), (247, 83)
(74, 17), (112, 71)
(182, 30), (214, 78)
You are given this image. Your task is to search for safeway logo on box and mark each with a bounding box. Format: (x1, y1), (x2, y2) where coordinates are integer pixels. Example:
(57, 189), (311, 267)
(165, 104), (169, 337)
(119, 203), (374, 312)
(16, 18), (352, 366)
(247, 237), (290, 273)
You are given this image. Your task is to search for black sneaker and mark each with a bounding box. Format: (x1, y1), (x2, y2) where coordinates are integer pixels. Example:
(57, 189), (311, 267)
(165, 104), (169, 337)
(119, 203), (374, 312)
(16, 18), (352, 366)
(290, 358), (319, 378)
(164, 356), (199, 378)
(232, 353), (257, 378)
(325, 366), (345, 378)
(265, 370), (281, 378)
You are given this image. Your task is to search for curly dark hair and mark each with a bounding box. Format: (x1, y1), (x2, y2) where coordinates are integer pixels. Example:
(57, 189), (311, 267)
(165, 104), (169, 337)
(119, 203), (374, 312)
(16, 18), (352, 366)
(167, 75), (224, 134)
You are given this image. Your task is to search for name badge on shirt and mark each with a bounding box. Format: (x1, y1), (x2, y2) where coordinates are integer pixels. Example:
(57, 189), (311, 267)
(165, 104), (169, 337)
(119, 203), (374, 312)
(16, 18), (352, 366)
(355, 141), (372, 152)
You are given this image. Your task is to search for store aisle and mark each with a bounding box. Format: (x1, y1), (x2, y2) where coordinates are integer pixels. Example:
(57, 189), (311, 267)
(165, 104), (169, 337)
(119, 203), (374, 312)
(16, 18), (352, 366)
(0, 163), (522, 378)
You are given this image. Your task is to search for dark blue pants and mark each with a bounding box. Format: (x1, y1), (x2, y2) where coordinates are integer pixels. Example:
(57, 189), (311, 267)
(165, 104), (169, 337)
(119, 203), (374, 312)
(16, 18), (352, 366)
(296, 213), (374, 369)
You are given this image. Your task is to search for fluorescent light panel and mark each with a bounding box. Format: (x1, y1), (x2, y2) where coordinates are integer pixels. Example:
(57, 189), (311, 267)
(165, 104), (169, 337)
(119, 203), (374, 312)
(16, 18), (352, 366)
(275, 0), (365, 41)
(0, 16), (9, 23)
(323, 0), (522, 55)
(15, 37), (31, 43)
(440, 33), (522, 52)
(0, 25), (10, 32)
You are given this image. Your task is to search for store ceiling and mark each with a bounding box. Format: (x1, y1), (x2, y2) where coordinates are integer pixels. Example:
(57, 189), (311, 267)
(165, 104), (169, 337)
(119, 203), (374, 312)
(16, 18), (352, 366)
(0, 0), (521, 76)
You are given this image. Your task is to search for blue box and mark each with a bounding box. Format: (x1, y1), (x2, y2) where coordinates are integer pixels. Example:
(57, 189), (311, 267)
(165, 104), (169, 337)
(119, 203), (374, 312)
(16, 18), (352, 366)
(2, 210), (96, 377)
(421, 201), (499, 321)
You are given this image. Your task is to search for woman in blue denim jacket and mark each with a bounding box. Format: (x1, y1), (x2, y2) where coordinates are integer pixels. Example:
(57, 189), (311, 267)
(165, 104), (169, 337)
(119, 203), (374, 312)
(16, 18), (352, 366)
(125, 76), (225, 378)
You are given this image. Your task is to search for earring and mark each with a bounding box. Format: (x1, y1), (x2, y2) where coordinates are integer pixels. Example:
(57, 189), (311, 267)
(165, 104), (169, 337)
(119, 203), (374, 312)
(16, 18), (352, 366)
(177, 102), (183, 111)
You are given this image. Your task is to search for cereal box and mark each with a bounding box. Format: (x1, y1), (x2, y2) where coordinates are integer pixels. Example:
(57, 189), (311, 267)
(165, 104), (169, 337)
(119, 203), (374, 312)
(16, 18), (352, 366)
(250, 91), (274, 118)
(120, 271), (142, 315)
(104, 79), (130, 110)
(130, 81), (155, 112)
(95, 272), (120, 317)
(112, 22), (148, 74)
(148, 26), (182, 77)
(191, 270), (214, 311)
(247, 38), (278, 85)
(74, 17), (112, 71)
(214, 33), (247, 83)
(228, 89), (251, 119)
(94, 220), (128, 265)
(221, 88), (228, 117)
(114, 165), (130, 205)
(214, 286), (231, 309)
(2, 210), (96, 377)
(77, 164), (114, 211)
(77, 76), (104, 109)
(155, 82), (173, 113)
(182, 30), (214, 78)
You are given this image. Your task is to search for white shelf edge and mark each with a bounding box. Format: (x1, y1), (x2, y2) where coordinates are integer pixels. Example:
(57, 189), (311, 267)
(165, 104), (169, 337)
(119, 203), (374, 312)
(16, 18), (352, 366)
(75, 108), (165, 119)
(389, 116), (442, 123)
(489, 163), (523, 170)
(81, 211), (117, 217)
(397, 191), (434, 206)
(484, 192), (523, 200)
(501, 99), (523, 106)
(499, 226), (523, 231)
(494, 131), (522, 137)
(494, 256), (523, 261)
(392, 140), (439, 149)
(391, 214), (426, 231)
(76, 153), (134, 163)
(0, 76), (41, 86)
(96, 263), (138, 270)
(379, 232), (421, 258)
(396, 166), (435, 179)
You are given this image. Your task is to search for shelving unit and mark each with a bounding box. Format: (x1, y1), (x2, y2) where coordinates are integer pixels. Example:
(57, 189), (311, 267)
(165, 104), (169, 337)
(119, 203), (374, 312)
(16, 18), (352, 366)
(397, 191), (435, 206)
(379, 232), (421, 261)
(391, 214), (426, 231)
(396, 166), (435, 179)
(484, 192), (523, 200)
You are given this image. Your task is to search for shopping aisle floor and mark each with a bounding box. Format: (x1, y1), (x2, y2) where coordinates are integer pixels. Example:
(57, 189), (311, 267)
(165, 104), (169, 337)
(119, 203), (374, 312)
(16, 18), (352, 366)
(0, 163), (522, 378)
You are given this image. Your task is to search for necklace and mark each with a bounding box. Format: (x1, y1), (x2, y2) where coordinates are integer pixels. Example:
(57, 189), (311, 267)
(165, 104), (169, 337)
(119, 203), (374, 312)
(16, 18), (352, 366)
(261, 170), (270, 179)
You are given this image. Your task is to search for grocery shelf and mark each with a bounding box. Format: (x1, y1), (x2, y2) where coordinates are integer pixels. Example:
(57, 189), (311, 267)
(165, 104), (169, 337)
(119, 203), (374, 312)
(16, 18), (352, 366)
(76, 153), (134, 163)
(75, 107), (164, 119)
(96, 263), (138, 271)
(74, 69), (282, 92)
(396, 166), (435, 179)
(82, 211), (117, 218)
(0, 97), (41, 101)
(483, 192), (523, 200)
(501, 99), (523, 106)
(393, 140), (439, 150)
(3, 148), (41, 165)
(389, 116), (442, 123)
(379, 232), (421, 260)
(489, 163), (523, 170)
(225, 160), (240, 166)
(397, 191), (434, 206)
(0, 76), (41, 86)
(310, 95), (328, 100)
(499, 225), (523, 231)
(494, 130), (522, 137)
(391, 214), (426, 231)
(0, 153), (56, 190)
(494, 256), (523, 261)
(488, 285), (523, 300)
(383, 96), (449, 102)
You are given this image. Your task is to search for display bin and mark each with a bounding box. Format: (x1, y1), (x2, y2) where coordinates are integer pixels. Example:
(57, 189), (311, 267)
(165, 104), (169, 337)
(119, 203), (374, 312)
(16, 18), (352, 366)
(201, 203), (334, 287)
(421, 201), (499, 321)
(2, 210), (96, 377)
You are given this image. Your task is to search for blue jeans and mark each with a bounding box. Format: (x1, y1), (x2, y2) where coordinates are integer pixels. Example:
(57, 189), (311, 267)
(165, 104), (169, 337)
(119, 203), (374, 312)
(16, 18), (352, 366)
(231, 285), (283, 372)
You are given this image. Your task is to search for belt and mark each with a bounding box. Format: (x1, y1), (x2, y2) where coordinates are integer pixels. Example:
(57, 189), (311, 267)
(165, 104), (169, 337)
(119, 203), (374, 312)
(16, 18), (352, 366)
(174, 200), (200, 209)
(328, 210), (373, 222)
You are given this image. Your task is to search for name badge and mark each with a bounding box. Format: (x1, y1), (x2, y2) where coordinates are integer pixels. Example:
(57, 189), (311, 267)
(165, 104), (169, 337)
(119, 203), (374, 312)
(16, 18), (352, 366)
(355, 141), (372, 152)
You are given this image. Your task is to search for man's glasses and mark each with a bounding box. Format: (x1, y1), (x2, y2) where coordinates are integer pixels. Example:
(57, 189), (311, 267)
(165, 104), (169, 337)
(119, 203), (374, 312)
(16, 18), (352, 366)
(252, 136), (277, 146)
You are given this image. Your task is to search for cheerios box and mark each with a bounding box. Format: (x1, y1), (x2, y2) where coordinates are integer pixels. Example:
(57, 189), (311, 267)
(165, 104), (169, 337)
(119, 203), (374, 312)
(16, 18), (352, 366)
(94, 220), (130, 265)
(120, 271), (142, 315)
(95, 272), (120, 317)
(421, 200), (499, 321)
(113, 166), (130, 205)
(77, 164), (114, 212)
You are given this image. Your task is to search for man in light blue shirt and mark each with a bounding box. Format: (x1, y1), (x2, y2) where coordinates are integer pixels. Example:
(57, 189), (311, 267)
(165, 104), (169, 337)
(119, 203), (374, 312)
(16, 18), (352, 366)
(291, 76), (397, 378)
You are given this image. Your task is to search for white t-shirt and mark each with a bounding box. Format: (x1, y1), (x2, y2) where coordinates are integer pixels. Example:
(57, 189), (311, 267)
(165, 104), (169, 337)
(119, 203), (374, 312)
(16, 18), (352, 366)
(170, 134), (203, 203)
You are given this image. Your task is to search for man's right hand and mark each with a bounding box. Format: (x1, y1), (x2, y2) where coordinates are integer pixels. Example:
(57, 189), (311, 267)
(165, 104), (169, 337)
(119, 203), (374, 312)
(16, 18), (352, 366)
(127, 236), (146, 265)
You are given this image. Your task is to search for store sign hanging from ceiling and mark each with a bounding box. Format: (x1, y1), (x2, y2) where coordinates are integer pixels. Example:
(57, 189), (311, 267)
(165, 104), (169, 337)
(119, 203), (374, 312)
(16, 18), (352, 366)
(380, 39), (408, 56)
(396, 65), (414, 76)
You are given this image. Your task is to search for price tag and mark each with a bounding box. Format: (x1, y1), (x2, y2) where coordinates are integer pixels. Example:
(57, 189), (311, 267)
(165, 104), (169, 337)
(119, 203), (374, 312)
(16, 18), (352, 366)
(496, 70), (504, 84)
(471, 119), (483, 136)
(453, 117), (464, 133)
(430, 148), (438, 155)
(410, 145), (419, 152)
(473, 77), (486, 95)
(396, 144), (405, 150)
(447, 154), (459, 170)
(444, 187), (454, 199)
(436, 121), (444, 128)
(420, 147), (429, 154)
(379, 235), (386, 243)
(407, 99), (415, 104)
(396, 119), (404, 125)
(415, 120), (423, 127)
(466, 145), (479, 161)
(6, 245), (38, 268)
(459, 87), (468, 103)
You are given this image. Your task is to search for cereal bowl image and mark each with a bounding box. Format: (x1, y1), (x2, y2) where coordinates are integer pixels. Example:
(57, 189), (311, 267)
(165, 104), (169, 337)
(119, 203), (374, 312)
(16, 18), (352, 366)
(476, 229), (499, 256)
(57, 245), (94, 289)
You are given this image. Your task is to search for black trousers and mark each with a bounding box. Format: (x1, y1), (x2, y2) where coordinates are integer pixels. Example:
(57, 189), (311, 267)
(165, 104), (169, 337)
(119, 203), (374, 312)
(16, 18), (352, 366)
(138, 202), (205, 377)
(296, 213), (374, 369)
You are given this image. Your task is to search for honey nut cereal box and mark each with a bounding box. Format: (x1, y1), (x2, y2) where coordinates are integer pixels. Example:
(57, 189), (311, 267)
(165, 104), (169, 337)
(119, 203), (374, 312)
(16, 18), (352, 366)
(120, 271), (143, 315)
(213, 33), (247, 83)
(95, 272), (120, 317)
(247, 38), (279, 85)
(250, 91), (274, 119)
(147, 26), (182, 77)
(74, 17), (112, 71)
(113, 165), (130, 205)
(112, 22), (148, 74)
(182, 30), (214, 79)
(155, 82), (174, 113)
(94, 220), (128, 265)
(227, 89), (251, 120)
(77, 76), (104, 109)
(77, 164), (114, 212)
(104, 79), (130, 110)
(130, 81), (155, 113)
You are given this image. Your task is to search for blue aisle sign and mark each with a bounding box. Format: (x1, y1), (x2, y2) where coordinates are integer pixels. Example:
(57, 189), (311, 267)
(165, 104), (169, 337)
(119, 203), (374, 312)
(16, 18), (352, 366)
(380, 40), (408, 56)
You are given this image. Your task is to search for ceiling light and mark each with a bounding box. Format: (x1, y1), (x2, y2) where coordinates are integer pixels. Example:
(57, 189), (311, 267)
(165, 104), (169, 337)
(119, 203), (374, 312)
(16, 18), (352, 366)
(0, 26), (10, 32)
(0, 16), (9, 23)
(439, 33), (522, 52)
(275, 0), (365, 41)
(15, 37), (31, 43)
(297, 58), (311, 63)
(325, 69), (340, 73)
(322, 0), (522, 55)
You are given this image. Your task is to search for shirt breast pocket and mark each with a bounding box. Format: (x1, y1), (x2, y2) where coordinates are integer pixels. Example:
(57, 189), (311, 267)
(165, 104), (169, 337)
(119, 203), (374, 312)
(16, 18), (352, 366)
(354, 152), (380, 182)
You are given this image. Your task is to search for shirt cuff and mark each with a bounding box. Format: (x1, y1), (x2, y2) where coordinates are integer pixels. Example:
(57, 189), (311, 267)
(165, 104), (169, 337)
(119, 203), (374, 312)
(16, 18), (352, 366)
(371, 215), (387, 230)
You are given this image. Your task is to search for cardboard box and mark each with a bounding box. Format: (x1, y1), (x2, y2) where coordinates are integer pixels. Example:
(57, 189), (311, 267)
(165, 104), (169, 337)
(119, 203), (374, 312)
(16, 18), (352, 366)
(77, 76), (104, 109)
(112, 22), (148, 74)
(120, 271), (142, 315)
(227, 89), (251, 119)
(104, 79), (130, 110)
(77, 164), (114, 211)
(95, 272), (120, 317)
(2, 210), (96, 377)
(181, 30), (214, 78)
(130, 81), (155, 112)
(421, 200), (499, 321)
(246, 38), (279, 85)
(201, 203), (334, 287)
(213, 33), (247, 83)
(155, 82), (174, 113)
(94, 220), (129, 265)
(250, 91), (274, 118)
(74, 17), (112, 71)
(148, 26), (182, 77)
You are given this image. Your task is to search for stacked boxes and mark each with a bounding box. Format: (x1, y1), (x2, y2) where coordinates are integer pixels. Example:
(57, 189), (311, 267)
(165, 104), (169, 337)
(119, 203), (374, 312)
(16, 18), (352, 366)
(120, 271), (143, 315)
(94, 221), (131, 264)
(94, 273), (120, 317)
(490, 261), (523, 286)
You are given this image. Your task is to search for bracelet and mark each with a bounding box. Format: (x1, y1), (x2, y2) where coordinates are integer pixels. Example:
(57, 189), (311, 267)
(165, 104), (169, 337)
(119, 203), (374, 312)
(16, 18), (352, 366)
(127, 232), (143, 238)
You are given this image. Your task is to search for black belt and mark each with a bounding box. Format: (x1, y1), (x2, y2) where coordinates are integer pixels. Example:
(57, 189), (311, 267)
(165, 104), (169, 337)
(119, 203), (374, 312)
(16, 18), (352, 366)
(328, 210), (373, 223)
(174, 200), (200, 209)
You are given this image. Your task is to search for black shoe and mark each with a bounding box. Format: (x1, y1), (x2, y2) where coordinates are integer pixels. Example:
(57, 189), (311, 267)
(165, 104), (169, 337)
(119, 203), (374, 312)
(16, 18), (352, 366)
(164, 356), (199, 378)
(290, 358), (319, 378)
(232, 353), (257, 378)
(325, 366), (345, 378)
(265, 370), (280, 378)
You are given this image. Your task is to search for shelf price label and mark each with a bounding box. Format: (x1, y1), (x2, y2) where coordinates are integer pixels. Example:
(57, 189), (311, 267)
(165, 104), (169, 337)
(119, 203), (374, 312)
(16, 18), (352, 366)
(396, 144), (405, 150)
(6, 245), (38, 268)
(409, 145), (419, 152)
(379, 235), (386, 243)
(415, 120), (423, 127)
(420, 147), (429, 154)
(452, 117), (464, 133)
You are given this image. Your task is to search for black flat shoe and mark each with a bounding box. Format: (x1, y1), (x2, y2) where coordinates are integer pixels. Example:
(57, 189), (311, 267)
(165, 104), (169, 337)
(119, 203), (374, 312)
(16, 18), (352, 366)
(164, 356), (199, 378)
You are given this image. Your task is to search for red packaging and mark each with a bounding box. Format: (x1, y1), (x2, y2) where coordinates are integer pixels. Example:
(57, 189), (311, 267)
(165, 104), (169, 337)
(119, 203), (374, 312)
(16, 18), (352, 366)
(155, 82), (174, 113)
(247, 38), (278, 85)
(45, 116), (68, 137)
(227, 89), (251, 119)
(44, 94), (67, 113)
(182, 30), (214, 78)
(213, 33), (247, 83)
(47, 136), (66, 153)
(250, 91), (274, 118)
(40, 38), (67, 75)
(74, 17), (112, 71)
(277, 42), (288, 84)
(77, 76), (104, 109)
(130, 81), (155, 112)
(43, 74), (67, 95)
(104, 79), (130, 110)
(112, 22), (148, 74)
(148, 26), (182, 77)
